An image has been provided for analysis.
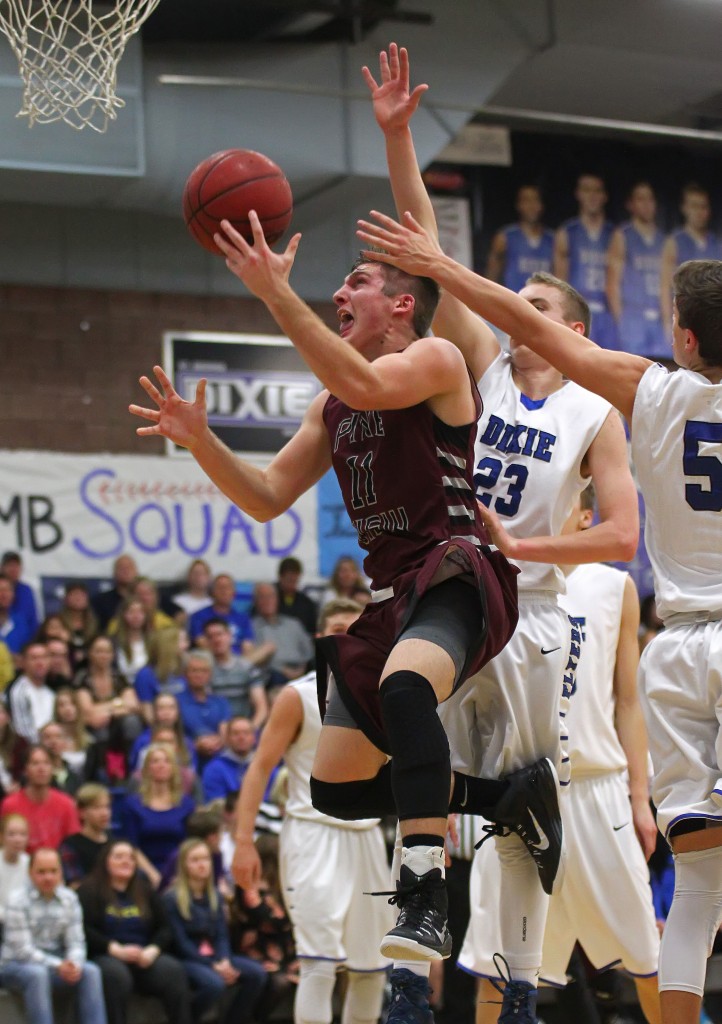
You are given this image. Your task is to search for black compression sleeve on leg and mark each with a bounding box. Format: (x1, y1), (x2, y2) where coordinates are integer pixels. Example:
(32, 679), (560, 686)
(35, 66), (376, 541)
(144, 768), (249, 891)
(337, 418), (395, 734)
(380, 670), (451, 822)
(449, 770), (509, 816)
(310, 764), (395, 820)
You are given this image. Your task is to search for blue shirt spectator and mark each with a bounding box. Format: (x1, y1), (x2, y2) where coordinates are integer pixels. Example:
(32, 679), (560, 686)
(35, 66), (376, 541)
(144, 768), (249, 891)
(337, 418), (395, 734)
(1, 552), (39, 638)
(200, 717), (276, 803)
(176, 651), (231, 765)
(187, 574), (254, 654)
(0, 575), (34, 656)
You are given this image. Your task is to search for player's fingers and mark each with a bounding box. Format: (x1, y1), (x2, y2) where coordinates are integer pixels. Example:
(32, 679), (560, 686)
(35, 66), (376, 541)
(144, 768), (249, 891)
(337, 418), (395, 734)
(398, 45), (409, 85)
(284, 232), (303, 260)
(152, 364), (176, 395)
(359, 248), (398, 266)
(139, 375), (164, 404)
(402, 210), (425, 232)
(409, 83), (429, 111)
(128, 403), (160, 423)
(379, 49), (390, 83)
(357, 218), (399, 243)
(194, 378), (207, 406)
(218, 219), (253, 255)
(368, 209), (404, 231)
(136, 424), (160, 437)
(361, 66), (379, 93)
(247, 209), (268, 248)
(389, 41), (400, 79)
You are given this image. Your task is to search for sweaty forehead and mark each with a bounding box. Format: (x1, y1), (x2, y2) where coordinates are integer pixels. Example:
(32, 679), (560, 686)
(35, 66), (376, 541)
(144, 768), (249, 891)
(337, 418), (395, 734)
(344, 263), (384, 287)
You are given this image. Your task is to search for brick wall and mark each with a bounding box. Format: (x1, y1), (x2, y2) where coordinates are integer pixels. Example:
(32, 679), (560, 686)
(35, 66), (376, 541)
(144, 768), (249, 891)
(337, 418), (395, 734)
(1, 284), (337, 454)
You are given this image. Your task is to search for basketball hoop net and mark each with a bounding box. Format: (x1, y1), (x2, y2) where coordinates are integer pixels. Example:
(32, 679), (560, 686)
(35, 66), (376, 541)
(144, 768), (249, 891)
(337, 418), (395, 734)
(0, 0), (162, 132)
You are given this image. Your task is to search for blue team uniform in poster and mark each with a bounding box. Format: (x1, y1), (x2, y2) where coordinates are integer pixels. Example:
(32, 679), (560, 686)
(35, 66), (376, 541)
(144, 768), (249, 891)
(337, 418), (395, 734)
(562, 217), (617, 349)
(501, 224), (554, 293)
(618, 222), (667, 359)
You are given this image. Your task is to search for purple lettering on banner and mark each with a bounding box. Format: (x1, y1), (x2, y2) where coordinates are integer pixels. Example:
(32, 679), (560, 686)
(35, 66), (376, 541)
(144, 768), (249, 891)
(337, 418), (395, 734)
(129, 503), (172, 553)
(218, 505), (261, 556)
(73, 468), (124, 558)
(266, 509), (302, 557)
(174, 503), (213, 556)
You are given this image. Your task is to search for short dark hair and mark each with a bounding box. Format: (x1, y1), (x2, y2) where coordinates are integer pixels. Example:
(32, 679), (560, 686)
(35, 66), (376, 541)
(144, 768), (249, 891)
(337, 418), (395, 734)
(681, 182), (709, 202)
(525, 271), (591, 337)
(674, 259), (722, 365)
(203, 616), (230, 633)
(350, 254), (441, 339)
(186, 807), (223, 839)
(278, 557), (302, 576)
(0, 552), (20, 566)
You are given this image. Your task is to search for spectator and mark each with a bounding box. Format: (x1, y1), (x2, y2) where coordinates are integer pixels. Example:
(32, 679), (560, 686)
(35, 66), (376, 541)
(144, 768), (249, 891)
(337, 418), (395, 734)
(201, 716), (270, 803)
(0, 639), (15, 692)
(109, 597), (152, 683)
(91, 554), (138, 632)
(230, 832), (298, 1010)
(58, 581), (99, 670)
(45, 637), (73, 690)
(250, 583), (313, 690)
(0, 575), (34, 662)
(320, 555), (366, 607)
(158, 806), (227, 894)
(275, 557), (318, 637)
(74, 635), (143, 754)
(0, 846), (107, 1024)
(127, 577), (175, 633)
(38, 722), (83, 796)
(78, 840), (192, 1024)
(188, 574), (255, 655)
(351, 584), (373, 607)
(0, 703), (25, 796)
(134, 626), (189, 724)
(168, 559), (213, 622)
(177, 650), (231, 764)
(8, 641), (56, 743)
(163, 838), (267, 1024)
(0, 552), (39, 639)
(204, 618), (268, 727)
(0, 813), (29, 927)
(59, 783), (112, 888)
(53, 687), (92, 775)
(36, 614), (72, 646)
(129, 692), (196, 772)
(121, 742), (195, 874)
(1, 745), (80, 853)
(59, 784), (161, 891)
(133, 725), (200, 800)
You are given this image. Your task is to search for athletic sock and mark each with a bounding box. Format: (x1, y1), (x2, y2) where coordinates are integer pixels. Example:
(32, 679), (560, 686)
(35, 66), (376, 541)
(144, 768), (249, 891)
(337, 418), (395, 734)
(450, 770), (508, 816)
(394, 959), (430, 978)
(400, 842), (445, 879)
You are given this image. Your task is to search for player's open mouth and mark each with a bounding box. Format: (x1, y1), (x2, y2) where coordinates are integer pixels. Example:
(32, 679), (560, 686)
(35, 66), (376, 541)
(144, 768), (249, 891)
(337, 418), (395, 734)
(338, 310), (354, 336)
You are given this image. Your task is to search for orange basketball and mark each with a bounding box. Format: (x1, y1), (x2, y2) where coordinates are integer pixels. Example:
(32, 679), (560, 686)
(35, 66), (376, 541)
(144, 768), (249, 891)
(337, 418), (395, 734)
(182, 149), (293, 256)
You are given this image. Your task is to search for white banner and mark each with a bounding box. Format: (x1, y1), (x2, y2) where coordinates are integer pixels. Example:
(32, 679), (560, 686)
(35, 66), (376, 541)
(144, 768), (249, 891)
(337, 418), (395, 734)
(0, 450), (318, 586)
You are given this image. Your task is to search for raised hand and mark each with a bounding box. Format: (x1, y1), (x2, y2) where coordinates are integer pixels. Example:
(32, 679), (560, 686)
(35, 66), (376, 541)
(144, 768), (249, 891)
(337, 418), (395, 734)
(362, 42), (428, 134)
(129, 365), (208, 450)
(214, 212), (301, 303)
(357, 208), (443, 277)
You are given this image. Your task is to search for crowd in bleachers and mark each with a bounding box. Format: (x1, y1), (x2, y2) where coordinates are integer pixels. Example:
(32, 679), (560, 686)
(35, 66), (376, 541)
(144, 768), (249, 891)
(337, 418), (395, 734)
(0, 549), (370, 1024)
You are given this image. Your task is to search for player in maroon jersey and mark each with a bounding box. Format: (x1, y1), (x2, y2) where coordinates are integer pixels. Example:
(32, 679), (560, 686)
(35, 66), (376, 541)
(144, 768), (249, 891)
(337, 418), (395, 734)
(130, 213), (558, 1022)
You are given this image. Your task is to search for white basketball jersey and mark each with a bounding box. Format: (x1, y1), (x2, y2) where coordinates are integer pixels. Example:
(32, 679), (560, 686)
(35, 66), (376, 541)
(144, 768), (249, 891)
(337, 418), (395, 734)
(559, 563), (628, 776)
(476, 352), (612, 591)
(632, 363), (722, 619)
(284, 673), (379, 830)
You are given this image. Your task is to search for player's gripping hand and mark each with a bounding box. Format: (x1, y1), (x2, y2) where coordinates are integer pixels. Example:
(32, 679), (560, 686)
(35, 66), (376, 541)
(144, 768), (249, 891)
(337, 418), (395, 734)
(130, 365), (208, 451)
(357, 209), (443, 278)
(215, 212), (301, 303)
(362, 42), (428, 135)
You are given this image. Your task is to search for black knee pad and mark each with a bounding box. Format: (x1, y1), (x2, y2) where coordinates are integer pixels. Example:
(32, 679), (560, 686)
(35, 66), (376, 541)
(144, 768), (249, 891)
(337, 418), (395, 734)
(310, 765), (395, 820)
(380, 670), (450, 821)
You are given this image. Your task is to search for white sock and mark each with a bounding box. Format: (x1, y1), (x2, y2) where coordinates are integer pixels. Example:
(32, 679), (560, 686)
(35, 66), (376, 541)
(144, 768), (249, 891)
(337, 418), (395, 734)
(393, 960), (430, 978)
(341, 970), (387, 1024)
(295, 958), (337, 1024)
(496, 834), (547, 986)
(401, 844), (445, 878)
